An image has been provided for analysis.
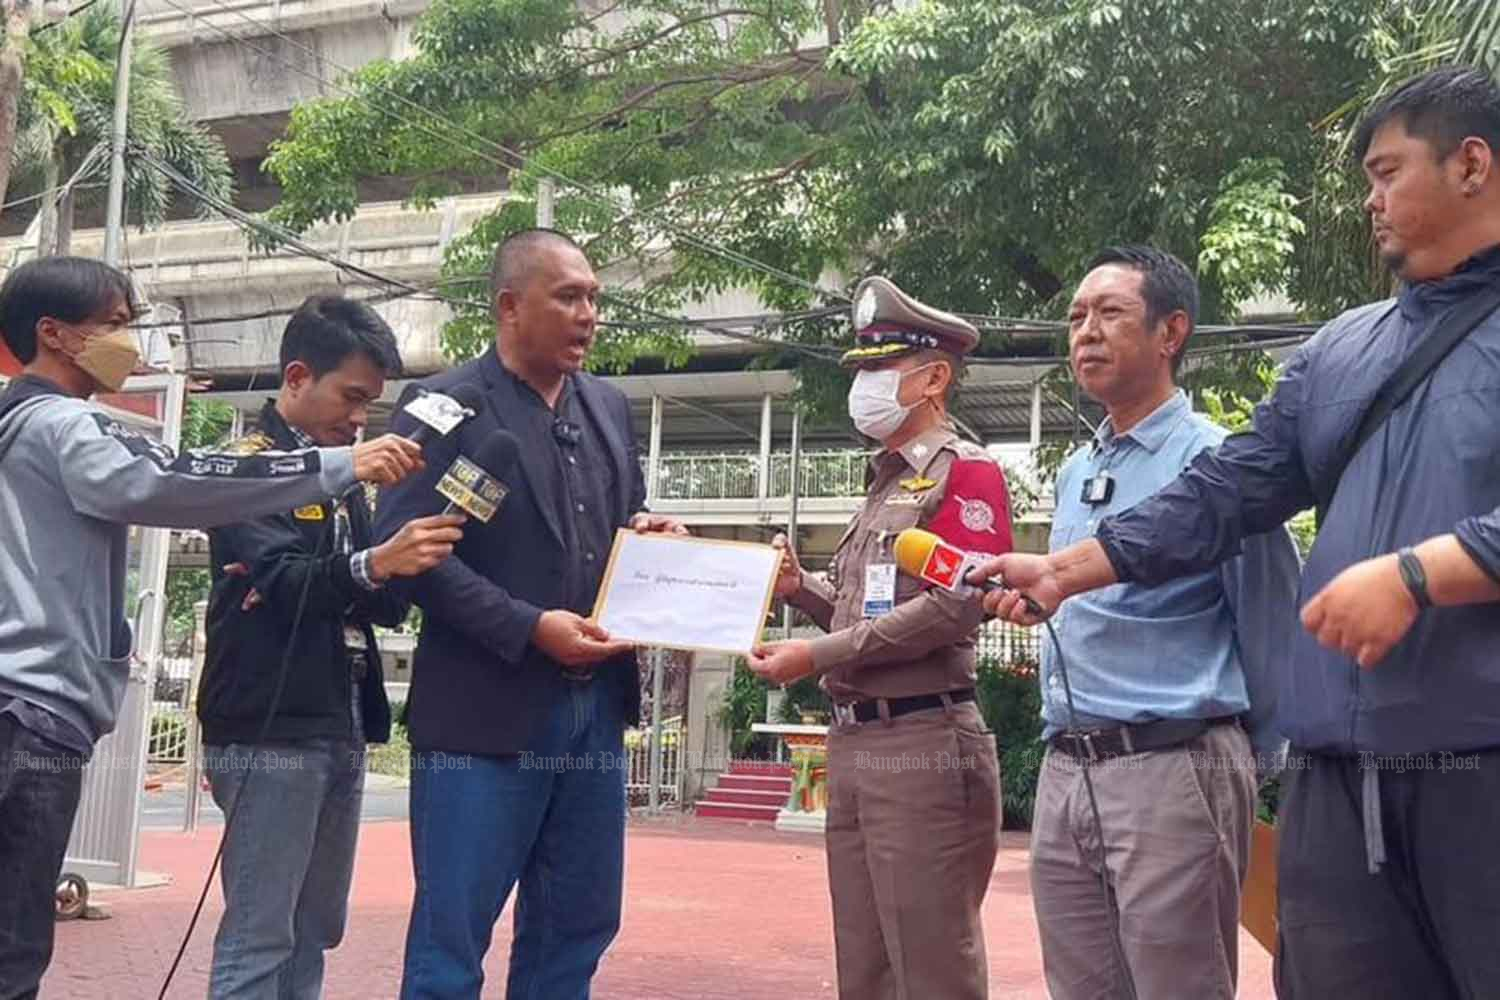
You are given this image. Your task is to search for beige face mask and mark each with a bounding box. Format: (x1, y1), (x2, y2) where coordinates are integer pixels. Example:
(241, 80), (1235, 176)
(71, 330), (141, 393)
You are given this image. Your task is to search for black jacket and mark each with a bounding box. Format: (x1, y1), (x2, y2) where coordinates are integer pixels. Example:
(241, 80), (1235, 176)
(197, 403), (408, 747)
(373, 348), (644, 757)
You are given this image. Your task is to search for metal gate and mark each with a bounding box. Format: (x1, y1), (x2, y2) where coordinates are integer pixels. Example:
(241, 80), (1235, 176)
(64, 373), (185, 888)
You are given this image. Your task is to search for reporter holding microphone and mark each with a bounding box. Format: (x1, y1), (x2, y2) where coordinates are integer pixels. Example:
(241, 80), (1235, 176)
(748, 276), (1014, 1000)
(196, 295), (466, 1000)
(0, 259), (424, 999)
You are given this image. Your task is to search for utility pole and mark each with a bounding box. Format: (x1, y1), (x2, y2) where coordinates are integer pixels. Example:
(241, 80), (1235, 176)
(102, 0), (133, 265)
(647, 648), (665, 814)
(782, 406), (802, 638)
(536, 178), (555, 228)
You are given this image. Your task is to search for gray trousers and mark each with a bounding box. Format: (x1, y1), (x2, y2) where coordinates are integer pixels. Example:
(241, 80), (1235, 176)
(825, 700), (1001, 1000)
(205, 741), (365, 1000)
(1029, 722), (1255, 1000)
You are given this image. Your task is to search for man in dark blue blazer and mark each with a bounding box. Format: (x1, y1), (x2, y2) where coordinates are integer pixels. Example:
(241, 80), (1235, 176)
(376, 229), (685, 999)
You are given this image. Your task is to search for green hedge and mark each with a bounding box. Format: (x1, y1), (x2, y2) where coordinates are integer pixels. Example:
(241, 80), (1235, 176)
(366, 703), (411, 779)
(976, 658), (1044, 829)
(717, 656), (1046, 829)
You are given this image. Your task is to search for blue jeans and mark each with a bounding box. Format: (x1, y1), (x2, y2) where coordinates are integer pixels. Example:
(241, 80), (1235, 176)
(205, 740), (364, 1000)
(400, 682), (627, 1000)
(0, 714), (85, 1000)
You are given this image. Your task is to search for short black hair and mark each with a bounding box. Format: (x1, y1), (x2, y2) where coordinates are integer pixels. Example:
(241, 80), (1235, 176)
(279, 294), (402, 378)
(0, 256), (140, 364)
(1354, 66), (1500, 163)
(489, 228), (585, 301)
(1087, 245), (1198, 374)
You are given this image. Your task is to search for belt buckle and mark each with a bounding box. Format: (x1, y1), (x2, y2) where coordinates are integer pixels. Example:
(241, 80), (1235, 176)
(833, 702), (857, 726)
(1065, 731), (1099, 763)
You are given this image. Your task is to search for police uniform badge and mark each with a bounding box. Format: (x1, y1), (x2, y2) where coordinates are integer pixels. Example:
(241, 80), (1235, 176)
(954, 494), (999, 534)
(855, 287), (878, 330)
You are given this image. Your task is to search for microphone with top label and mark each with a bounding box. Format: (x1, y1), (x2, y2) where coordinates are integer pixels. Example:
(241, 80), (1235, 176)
(436, 431), (519, 523)
(893, 527), (1043, 613)
(401, 384), (485, 449)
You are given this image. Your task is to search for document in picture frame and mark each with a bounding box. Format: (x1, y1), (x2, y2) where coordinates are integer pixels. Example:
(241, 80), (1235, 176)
(591, 530), (781, 655)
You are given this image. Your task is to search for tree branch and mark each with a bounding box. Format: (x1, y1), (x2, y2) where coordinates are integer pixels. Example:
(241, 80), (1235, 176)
(535, 56), (808, 146)
(566, 8), (761, 79)
(581, 148), (822, 257)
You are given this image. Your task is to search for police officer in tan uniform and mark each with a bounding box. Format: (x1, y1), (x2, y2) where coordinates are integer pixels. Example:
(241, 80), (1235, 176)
(749, 276), (1015, 1000)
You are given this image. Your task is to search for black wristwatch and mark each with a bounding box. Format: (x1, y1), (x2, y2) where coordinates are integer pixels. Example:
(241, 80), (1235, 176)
(1397, 547), (1433, 611)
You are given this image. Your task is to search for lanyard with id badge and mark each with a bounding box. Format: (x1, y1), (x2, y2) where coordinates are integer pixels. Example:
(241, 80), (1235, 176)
(863, 530), (898, 618)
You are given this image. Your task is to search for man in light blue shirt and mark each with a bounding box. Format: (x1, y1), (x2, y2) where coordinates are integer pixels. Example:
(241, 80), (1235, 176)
(1029, 246), (1300, 1000)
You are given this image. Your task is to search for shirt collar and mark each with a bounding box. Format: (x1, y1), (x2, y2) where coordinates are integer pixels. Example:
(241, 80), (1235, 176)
(1398, 242), (1500, 324)
(259, 398), (315, 449)
(872, 423), (956, 478)
(0, 374), (67, 424)
(1092, 389), (1190, 456)
(499, 359), (573, 411)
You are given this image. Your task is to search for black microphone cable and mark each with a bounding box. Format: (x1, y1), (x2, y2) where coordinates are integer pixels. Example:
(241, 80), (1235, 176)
(1030, 602), (1139, 1000)
(158, 508), (337, 998)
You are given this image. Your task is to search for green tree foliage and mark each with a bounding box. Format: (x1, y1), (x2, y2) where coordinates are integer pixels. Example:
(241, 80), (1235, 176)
(260, 0), (1398, 378)
(179, 396), (236, 450)
(11, 5), (232, 253)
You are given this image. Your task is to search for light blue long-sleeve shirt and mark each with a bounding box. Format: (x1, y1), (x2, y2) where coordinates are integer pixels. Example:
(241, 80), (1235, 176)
(1043, 390), (1301, 770)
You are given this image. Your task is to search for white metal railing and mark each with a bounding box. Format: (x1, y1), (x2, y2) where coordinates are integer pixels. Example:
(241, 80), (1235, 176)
(148, 655), (197, 764)
(644, 446), (1060, 516)
(769, 450), (872, 498)
(648, 450), (875, 501)
(976, 619), (1042, 667)
(624, 716), (684, 803)
(653, 453), (761, 501)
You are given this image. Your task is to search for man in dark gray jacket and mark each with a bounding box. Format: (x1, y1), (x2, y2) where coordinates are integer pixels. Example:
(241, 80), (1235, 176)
(0, 257), (423, 1000)
(976, 68), (1500, 999)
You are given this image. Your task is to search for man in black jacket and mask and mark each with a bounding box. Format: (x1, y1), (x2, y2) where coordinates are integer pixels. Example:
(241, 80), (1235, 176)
(197, 295), (464, 1000)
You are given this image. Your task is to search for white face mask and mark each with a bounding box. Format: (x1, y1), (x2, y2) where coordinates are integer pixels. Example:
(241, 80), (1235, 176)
(848, 366), (925, 440)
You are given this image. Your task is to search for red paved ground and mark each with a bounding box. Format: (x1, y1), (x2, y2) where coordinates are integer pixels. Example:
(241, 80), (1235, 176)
(49, 817), (1273, 999)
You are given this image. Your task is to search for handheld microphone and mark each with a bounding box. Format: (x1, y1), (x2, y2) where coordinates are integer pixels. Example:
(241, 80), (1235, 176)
(402, 384), (485, 448)
(893, 527), (1044, 614)
(435, 430), (519, 523)
(893, 528), (1000, 594)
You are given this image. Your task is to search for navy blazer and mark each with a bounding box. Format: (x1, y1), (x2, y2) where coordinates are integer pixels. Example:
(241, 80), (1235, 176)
(374, 347), (645, 756)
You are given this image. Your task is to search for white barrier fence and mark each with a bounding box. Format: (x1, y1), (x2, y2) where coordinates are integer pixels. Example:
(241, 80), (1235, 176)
(624, 715), (684, 805)
(148, 655), (197, 765)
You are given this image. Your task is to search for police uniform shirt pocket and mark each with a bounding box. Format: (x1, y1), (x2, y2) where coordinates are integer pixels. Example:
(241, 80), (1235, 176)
(873, 502), (926, 600)
(827, 510), (862, 592)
